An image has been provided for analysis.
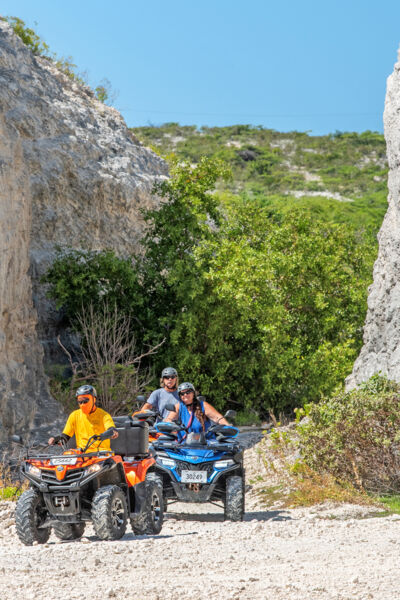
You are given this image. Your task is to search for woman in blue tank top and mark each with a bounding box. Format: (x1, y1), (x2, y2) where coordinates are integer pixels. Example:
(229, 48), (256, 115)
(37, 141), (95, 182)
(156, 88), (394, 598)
(167, 382), (229, 436)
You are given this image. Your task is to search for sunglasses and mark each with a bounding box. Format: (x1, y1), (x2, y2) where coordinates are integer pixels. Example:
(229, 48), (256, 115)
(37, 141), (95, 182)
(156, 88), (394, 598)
(77, 397), (91, 405)
(164, 376), (176, 380)
(180, 390), (193, 397)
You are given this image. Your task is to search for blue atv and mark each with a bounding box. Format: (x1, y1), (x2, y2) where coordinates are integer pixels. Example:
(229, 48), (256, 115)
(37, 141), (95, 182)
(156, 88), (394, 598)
(151, 409), (245, 521)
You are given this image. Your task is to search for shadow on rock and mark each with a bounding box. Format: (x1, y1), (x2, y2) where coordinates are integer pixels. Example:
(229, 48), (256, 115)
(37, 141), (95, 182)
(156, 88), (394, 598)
(244, 509), (292, 522)
(165, 508), (292, 523)
(166, 511), (225, 523)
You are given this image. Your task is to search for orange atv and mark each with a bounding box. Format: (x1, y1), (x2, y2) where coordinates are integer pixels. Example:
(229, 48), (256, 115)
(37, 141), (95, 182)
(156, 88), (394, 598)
(12, 420), (163, 546)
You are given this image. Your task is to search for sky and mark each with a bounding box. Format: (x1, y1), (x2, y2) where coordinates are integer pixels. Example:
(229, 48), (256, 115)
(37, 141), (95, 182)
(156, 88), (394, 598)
(1, 0), (400, 135)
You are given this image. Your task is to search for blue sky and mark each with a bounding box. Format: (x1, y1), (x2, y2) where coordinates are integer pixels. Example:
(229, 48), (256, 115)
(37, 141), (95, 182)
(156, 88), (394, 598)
(2, 0), (399, 135)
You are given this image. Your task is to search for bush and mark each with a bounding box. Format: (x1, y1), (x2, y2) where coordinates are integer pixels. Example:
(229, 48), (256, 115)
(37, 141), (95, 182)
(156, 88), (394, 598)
(42, 248), (144, 329)
(6, 16), (112, 98)
(51, 303), (163, 415)
(5, 16), (49, 55)
(298, 375), (400, 493)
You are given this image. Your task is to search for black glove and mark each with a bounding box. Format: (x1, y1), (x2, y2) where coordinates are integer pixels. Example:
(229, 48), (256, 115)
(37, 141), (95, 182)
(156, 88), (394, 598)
(52, 433), (71, 445)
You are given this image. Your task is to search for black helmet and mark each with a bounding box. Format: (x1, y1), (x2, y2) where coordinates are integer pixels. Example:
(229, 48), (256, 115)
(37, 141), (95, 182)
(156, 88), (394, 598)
(76, 384), (97, 398)
(178, 382), (195, 395)
(161, 367), (178, 378)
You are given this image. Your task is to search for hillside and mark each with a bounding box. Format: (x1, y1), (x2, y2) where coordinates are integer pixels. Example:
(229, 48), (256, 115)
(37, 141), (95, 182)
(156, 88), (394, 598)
(132, 124), (388, 234)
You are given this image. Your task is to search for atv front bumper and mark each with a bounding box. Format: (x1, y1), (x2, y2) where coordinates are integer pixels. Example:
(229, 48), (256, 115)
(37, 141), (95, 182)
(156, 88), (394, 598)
(170, 481), (217, 502)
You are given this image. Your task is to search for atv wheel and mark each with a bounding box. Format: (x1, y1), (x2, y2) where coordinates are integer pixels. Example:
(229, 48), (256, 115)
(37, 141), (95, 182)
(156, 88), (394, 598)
(224, 475), (244, 522)
(146, 472), (168, 512)
(131, 481), (164, 535)
(147, 472), (168, 510)
(145, 472), (163, 489)
(15, 488), (51, 546)
(53, 522), (85, 540)
(91, 485), (128, 540)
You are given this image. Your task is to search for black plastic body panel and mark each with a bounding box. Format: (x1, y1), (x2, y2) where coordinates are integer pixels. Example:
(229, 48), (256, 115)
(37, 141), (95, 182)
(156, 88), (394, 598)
(111, 422), (149, 456)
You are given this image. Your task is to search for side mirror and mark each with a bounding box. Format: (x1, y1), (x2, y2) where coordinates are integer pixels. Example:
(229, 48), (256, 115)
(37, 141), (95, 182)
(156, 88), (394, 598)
(224, 410), (236, 422)
(219, 426), (238, 438)
(11, 434), (23, 445)
(165, 402), (177, 412)
(133, 410), (156, 420)
(197, 395), (206, 403)
(136, 395), (146, 404)
(156, 422), (182, 434)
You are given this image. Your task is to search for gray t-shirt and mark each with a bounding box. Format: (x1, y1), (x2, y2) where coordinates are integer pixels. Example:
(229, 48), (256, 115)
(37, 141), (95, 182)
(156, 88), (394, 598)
(147, 388), (180, 420)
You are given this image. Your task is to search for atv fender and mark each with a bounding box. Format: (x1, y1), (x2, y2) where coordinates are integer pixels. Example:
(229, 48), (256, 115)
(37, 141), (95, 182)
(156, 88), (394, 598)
(130, 481), (150, 516)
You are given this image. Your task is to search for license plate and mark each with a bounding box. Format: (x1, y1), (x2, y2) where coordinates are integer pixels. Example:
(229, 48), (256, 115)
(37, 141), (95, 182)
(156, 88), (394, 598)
(50, 457), (78, 466)
(181, 470), (207, 483)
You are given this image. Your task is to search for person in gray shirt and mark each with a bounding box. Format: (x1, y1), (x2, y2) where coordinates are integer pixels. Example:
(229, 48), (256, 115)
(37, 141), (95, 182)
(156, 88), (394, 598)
(140, 367), (180, 421)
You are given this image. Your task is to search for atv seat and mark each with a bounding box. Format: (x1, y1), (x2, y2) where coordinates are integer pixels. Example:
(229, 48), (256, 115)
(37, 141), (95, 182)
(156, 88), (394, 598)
(113, 415), (134, 427)
(111, 421), (149, 456)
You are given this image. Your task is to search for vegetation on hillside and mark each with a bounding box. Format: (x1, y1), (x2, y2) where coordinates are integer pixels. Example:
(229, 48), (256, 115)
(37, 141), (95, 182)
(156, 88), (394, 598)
(4, 16), (115, 103)
(44, 158), (376, 416)
(258, 376), (400, 507)
(297, 375), (400, 493)
(132, 123), (387, 235)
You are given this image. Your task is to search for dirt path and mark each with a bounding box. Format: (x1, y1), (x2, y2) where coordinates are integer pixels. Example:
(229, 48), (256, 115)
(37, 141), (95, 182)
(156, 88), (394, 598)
(1, 440), (399, 600)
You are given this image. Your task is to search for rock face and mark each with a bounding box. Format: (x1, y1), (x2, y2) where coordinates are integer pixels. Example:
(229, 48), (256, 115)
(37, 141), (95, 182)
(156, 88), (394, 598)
(0, 21), (167, 445)
(347, 52), (400, 388)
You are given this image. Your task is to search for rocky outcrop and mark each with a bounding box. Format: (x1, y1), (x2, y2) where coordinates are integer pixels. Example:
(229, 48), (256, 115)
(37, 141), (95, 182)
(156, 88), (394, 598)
(0, 21), (167, 444)
(347, 51), (400, 388)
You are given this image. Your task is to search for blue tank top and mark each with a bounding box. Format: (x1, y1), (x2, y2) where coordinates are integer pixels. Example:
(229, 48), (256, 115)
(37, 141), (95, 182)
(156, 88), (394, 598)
(178, 400), (211, 434)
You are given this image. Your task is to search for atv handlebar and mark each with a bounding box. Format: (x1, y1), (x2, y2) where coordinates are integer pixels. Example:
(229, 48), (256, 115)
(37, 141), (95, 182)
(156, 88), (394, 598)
(80, 428), (116, 453)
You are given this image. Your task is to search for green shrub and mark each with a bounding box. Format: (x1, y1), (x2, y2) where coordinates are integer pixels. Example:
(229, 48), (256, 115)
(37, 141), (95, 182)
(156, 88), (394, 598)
(41, 248), (144, 328)
(298, 375), (400, 493)
(6, 16), (112, 97)
(0, 486), (22, 500)
(5, 16), (49, 55)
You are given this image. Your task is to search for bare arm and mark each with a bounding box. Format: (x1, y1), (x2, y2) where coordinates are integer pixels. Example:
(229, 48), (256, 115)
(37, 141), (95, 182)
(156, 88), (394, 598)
(203, 401), (228, 425)
(141, 402), (153, 411)
(165, 403), (180, 422)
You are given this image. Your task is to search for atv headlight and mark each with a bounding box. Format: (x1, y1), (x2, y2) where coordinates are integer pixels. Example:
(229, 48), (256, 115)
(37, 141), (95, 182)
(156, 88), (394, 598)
(214, 459), (235, 469)
(158, 457), (176, 468)
(27, 464), (41, 478)
(85, 463), (102, 475)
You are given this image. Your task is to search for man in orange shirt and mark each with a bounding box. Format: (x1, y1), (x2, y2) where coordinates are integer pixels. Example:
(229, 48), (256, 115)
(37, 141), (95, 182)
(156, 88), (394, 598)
(48, 385), (118, 451)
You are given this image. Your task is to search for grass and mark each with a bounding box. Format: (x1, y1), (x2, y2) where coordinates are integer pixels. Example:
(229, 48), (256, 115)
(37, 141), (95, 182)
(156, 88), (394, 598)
(0, 486), (23, 501)
(285, 467), (376, 508)
(257, 484), (288, 506)
(377, 494), (400, 514)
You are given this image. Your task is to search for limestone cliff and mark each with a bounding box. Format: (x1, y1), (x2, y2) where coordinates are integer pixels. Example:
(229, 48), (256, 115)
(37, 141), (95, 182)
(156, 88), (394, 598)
(0, 21), (167, 444)
(347, 51), (400, 388)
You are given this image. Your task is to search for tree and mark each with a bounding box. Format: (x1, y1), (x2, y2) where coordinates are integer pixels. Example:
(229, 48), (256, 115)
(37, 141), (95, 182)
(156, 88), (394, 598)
(169, 196), (375, 413)
(56, 303), (164, 415)
(138, 156), (230, 346)
(42, 248), (145, 331)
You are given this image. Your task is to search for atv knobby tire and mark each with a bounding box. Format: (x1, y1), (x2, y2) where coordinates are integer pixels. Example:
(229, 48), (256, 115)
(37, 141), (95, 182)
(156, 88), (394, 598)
(15, 488), (51, 546)
(146, 472), (168, 511)
(91, 485), (128, 540)
(131, 481), (164, 535)
(224, 475), (244, 522)
(53, 521), (85, 540)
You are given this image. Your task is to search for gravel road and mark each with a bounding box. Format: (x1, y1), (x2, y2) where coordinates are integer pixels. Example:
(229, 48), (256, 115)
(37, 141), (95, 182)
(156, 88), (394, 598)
(0, 437), (399, 600)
